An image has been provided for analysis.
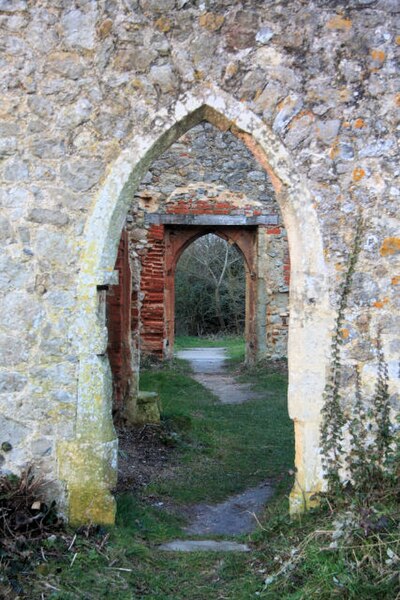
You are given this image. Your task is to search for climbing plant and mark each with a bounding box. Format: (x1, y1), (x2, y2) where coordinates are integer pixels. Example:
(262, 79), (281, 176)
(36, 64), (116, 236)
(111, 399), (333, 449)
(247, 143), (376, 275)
(320, 212), (364, 494)
(320, 213), (397, 502)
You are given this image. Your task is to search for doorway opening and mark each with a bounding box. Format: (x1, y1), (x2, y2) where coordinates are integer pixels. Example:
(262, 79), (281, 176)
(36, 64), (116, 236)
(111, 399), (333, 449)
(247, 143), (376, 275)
(64, 88), (330, 526)
(175, 233), (246, 339)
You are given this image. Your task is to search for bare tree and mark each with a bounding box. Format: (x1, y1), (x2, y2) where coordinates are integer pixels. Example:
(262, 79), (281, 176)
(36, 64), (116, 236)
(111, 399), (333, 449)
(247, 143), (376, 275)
(175, 234), (245, 336)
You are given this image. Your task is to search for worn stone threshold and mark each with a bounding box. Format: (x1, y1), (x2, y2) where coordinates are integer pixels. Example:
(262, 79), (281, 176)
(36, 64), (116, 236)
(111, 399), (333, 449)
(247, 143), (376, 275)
(158, 540), (251, 552)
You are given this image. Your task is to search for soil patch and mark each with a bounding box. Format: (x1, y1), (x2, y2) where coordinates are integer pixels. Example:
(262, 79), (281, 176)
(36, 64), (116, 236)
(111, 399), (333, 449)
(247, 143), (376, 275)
(116, 424), (177, 493)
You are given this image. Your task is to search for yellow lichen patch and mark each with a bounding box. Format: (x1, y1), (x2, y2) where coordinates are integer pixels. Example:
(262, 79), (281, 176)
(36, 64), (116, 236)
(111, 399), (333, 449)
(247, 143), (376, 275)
(339, 88), (351, 102)
(342, 120), (351, 128)
(97, 19), (113, 39)
(326, 15), (352, 31)
(341, 328), (350, 339)
(69, 485), (116, 527)
(329, 140), (340, 159)
(224, 62), (238, 80)
(199, 12), (224, 32)
(354, 118), (365, 129)
(380, 237), (400, 256)
(396, 35), (400, 45)
(370, 48), (386, 62)
(391, 276), (400, 285)
(155, 16), (171, 32)
(352, 167), (365, 182)
(396, 93), (400, 107)
(373, 297), (389, 309)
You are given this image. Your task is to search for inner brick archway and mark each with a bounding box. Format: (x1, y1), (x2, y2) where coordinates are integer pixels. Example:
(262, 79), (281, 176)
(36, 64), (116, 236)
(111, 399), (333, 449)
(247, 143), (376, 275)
(164, 226), (256, 361)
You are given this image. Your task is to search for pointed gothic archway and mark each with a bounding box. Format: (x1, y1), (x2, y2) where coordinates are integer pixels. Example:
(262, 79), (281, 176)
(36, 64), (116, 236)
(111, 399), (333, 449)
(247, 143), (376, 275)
(58, 85), (333, 525)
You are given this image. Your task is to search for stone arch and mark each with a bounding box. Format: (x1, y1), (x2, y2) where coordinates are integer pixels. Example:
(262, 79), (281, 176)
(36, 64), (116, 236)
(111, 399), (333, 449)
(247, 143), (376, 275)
(164, 227), (256, 361)
(58, 85), (333, 525)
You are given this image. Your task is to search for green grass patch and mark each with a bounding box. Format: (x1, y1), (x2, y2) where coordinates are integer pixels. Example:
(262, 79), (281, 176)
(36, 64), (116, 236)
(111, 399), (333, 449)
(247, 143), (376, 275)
(139, 363), (293, 505)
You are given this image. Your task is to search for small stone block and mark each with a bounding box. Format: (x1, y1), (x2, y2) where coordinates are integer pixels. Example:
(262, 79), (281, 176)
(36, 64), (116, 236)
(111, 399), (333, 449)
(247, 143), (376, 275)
(133, 390), (161, 424)
(158, 540), (251, 552)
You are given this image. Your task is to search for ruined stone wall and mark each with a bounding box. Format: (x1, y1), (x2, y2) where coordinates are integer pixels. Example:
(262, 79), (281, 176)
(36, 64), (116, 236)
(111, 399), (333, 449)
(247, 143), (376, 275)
(139, 122), (276, 205)
(125, 182), (289, 361)
(0, 0), (398, 523)
(125, 122), (289, 362)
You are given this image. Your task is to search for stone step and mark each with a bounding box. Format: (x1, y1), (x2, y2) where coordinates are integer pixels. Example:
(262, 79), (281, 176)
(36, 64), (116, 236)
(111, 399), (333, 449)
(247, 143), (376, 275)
(158, 540), (251, 552)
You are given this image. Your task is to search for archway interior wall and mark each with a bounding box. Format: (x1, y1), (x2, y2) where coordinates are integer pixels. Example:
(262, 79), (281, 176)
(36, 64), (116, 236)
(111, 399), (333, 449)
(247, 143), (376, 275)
(124, 119), (290, 365)
(127, 189), (290, 364)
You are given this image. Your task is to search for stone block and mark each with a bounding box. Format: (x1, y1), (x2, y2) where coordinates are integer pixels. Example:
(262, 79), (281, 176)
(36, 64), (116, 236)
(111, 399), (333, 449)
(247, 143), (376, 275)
(127, 390), (161, 425)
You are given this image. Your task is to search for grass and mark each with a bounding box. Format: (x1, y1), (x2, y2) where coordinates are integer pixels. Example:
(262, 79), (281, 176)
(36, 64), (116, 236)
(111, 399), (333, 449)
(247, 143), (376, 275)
(139, 359), (292, 504)
(10, 341), (399, 599)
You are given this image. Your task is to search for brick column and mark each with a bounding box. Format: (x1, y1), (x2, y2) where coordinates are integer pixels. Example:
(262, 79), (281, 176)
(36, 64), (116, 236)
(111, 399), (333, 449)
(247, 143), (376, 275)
(140, 225), (166, 357)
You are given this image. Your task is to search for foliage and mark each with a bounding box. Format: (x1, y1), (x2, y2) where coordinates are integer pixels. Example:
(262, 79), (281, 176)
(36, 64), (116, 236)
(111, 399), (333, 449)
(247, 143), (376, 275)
(319, 211), (398, 505)
(175, 234), (245, 336)
(0, 467), (64, 597)
(320, 213), (364, 494)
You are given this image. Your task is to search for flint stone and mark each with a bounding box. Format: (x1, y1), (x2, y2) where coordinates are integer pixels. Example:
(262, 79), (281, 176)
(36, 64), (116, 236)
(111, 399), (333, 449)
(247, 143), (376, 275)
(0, 137), (17, 157)
(0, 290), (43, 333)
(359, 139), (394, 158)
(0, 416), (29, 447)
(0, 334), (29, 366)
(4, 158), (29, 181)
(28, 208), (69, 227)
(60, 160), (104, 192)
(149, 65), (177, 93)
(336, 143), (354, 161)
(315, 119), (341, 145)
(256, 27), (274, 44)
(0, 254), (35, 291)
(0, 121), (19, 136)
(46, 52), (84, 80)
(140, 0), (176, 11)
(0, 216), (12, 240)
(0, 371), (27, 393)
(285, 113), (314, 149)
(349, 273), (379, 307)
(0, 0), (26, 10)
(225, 10), (258, 50)
(273, 94), (303, 133)
(61, 8), (97, 50)
(28, 96), (54, 118)
(114, 47), (157, 72)
(34, 230), (73, 265)
(57, 98), (93, 128)
(30, 138), (65, 159)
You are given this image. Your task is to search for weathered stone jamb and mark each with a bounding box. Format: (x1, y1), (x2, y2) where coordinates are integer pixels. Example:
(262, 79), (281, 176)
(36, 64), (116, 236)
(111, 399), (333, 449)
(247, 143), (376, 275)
(63, 85), (333, 524)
